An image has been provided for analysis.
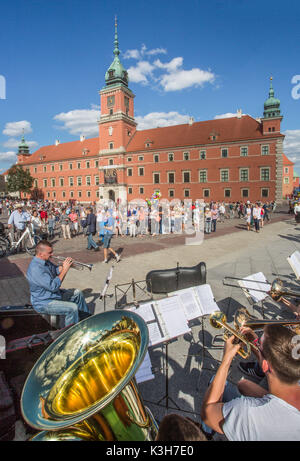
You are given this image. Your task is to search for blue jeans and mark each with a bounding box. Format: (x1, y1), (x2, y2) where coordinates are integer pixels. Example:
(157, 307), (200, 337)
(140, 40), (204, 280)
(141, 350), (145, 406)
(87, 233), (98, 249)
(36, 289), (90, 327)
(201, 377), (241, 435)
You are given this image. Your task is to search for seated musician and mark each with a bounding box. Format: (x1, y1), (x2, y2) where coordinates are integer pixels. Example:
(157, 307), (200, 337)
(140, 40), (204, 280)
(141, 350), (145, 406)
(201, 325), (300, 441)
(26, 240), (90, 327)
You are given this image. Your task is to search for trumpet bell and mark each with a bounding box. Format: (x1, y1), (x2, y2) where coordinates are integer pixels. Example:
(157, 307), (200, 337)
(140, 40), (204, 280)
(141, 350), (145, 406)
(21, 311), (157, 441)
(210, 311), (227, 329)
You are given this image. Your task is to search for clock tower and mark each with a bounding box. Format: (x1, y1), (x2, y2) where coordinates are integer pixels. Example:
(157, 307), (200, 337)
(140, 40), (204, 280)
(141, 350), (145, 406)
(98, 18), (137, 155)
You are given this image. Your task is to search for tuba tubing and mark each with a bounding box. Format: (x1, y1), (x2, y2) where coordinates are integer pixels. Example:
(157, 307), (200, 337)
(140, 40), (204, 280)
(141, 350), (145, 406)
(21, 310), (158, 441)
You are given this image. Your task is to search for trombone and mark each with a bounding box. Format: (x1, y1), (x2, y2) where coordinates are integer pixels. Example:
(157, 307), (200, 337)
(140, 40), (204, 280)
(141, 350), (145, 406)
(51, 255), (93, 271)
(223, 276), (300, 302)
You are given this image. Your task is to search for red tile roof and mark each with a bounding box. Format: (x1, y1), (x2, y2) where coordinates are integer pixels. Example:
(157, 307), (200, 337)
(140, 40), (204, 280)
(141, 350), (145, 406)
(282, 154), (294, 165)
(19, 137), (100, 165)
(127, 115), (284, 152)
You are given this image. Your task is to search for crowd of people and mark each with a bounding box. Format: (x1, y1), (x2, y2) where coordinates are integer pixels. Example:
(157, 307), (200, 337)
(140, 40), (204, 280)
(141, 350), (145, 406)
(1, 198), (277, 244)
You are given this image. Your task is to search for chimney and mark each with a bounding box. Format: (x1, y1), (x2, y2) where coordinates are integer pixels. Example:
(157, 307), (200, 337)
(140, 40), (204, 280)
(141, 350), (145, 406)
(55, 139), (60, 146)
(237, 109), (242, 119)
(80, 135), (85, 142)
(189, 117), (194, 126)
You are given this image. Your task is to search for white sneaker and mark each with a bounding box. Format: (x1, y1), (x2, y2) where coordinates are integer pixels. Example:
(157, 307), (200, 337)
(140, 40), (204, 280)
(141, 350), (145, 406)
(116, 254), (121, 262)
(102, 259), (108, 264)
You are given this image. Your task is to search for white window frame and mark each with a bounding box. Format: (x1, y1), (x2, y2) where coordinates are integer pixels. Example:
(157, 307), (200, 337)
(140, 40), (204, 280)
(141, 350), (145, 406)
(127, 168), (133, 177)
(239, 168), (249, 182)
(153, 172), (160, 184)
(77, 176), (82, 186)
(261, 145), (269, 156)
(168, 172), (175, 184)
(220, 169), (229, 182)
(241, 188), (249, 198)
(138, 167), (144, 176)
(221, 148), (228, 158)
(183, 170), (191, 183)
(86, 176), (91, 186)
(240, 146), (248, 157)
(199, 169), (207, 183)
(260, 167), (270, 181)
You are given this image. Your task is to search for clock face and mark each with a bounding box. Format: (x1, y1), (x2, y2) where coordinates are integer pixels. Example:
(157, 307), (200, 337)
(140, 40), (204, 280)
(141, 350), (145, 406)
(107, 95), (115, 107)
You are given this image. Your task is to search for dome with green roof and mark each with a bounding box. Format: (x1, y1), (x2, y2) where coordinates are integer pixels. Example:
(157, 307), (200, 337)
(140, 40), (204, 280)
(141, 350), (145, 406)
(18, 132), (30, 155)
(105, 18), (128, 87)
(263, 77), (281, 118)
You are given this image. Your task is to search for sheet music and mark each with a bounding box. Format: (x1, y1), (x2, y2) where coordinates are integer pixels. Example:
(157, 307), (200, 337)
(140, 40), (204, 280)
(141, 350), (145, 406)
(240, 272), (271, 302)
(135, 351), (155, 384)
(287, 251), (300, 279)
(170, 288), (202, 320)
(127, 303), (164, 346)
(147, 322), (164, 346)
(156, 296), (191, 340)
(194, 284), (220, 315)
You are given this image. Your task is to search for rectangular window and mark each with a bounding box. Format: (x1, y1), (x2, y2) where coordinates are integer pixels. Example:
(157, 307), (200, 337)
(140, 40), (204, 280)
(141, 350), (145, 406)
(200, 150), (206, 160)
(284, 167), (289, 174)
(109, 159), (114, 165)
(78, 191), (82, 198)
(168, 153), (174, 162)
(138, 167), (144, 176)
(183, 152), (190, 161)
(240, 146), (248, 157)
(69, 163), (73, 170)
(260, 168), (270, 181)
(154, 154), (159, 163)
(59, 164), (63, 171)
(43, 166), (47, 173)
(262, 188), (269, 198)
(128, 187), (133, 194)
(284, 177), (289, 184)
(95, 160), (99, 168)
(53, 192), (56, 198)
(34, 179), (38, 187)
(59, 178), (64, 187)
(95, 176), (99, 186)
(240, 169), (249, 181)
(86, 176), (91, 186)
(96, 191), (100, 198)
(220, 169), (229, 182)
(87, 191), (91, 198)
(127, 157), (132, 162)
(51, 165), (55, 172)
(69, 177), (74, 186)
(51, 178), (55, 187)
(184, 189), (190, 198)
(183, 171), (190, 183)
(224, 189), (231, 198)
(168, 172), (175, 184)
(203, 189), (210, 198)
(34, 167), (37, 173)
(62, 191), (66, 198)
(199, 170), (207, 183)
(169, 189), (175, 198)
(241, 189), (249, 198)
(77, 162), (81, 169)
(43, 179), (47, 187)
(261, 145), (269, 155)
(77, 176), (82, 186)
(70, 191), (74, 198)
(109, 143), (114, 149)
(127, 168), (133, 177)
(86, 161), (90, 168)
(153, 173), (160, 184)
(47, 192), (50, 198)
(138, 156), (144, 161)
(221, 148), (228, 158)
(139, 187), (144, 194)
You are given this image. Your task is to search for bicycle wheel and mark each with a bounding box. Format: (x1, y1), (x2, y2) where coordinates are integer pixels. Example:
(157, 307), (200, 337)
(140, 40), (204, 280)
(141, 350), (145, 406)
(0, 237), (8, 257)
(24, 234), (41, 256)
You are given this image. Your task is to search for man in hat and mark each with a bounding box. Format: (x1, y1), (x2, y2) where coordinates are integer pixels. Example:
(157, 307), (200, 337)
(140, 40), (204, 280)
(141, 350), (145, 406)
(8, 203), (31, 250)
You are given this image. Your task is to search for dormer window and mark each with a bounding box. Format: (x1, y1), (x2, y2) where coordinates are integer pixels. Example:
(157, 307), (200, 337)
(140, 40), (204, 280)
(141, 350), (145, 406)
(108, 70), (114, 79)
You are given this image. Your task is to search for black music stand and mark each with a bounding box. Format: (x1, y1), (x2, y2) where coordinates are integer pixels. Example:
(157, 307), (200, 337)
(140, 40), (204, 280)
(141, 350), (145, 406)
(114, 278), (153, 309)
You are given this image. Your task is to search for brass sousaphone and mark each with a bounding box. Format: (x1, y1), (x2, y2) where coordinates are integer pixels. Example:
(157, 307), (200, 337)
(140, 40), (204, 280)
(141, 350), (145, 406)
(21, 310), (158, 441)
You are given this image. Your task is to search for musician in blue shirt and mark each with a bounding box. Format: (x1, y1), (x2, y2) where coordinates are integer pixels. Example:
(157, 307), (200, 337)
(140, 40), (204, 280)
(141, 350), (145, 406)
(26, 240), (90, 327)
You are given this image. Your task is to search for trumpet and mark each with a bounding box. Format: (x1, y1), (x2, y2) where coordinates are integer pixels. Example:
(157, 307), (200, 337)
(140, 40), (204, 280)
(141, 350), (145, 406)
(51, 255), (93, 271)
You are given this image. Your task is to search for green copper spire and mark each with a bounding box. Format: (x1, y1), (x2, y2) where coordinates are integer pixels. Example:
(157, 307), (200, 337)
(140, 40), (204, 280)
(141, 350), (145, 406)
(18, 129), (30, 155)
(263, 76), (281, 118)
(105, 18), (128, 87)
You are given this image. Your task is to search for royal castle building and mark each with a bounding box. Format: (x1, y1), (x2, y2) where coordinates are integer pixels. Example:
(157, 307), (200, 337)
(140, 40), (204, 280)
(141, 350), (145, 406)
(6, 22), (289, 204)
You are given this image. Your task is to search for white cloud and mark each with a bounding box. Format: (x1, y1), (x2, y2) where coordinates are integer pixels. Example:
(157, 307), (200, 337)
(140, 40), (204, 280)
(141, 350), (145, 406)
(53, 107), (100, 136)
(3, 138), (38, 149)
(159, 67), (215, 92)
(123, 45), (167, 60)
(127, 61), (155, 84)
(284, 130), (300, 174)
(0, 151), (17, 162)
(154, 57), (183, 72)
(3, 120), (32, 137)
(214, 112), (239, 119)
(136, 111), (191, 131)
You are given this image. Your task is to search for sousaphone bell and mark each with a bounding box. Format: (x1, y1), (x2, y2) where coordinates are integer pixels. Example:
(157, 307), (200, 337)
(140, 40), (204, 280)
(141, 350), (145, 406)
(21, 310), (158, 441)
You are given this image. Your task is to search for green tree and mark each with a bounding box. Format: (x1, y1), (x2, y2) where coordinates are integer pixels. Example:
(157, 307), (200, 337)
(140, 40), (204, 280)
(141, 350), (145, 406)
(7, 165), (34, 196)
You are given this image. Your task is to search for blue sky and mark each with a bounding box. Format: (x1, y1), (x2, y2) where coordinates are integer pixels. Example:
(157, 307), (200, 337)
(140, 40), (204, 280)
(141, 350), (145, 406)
(1, 0), (300, 173)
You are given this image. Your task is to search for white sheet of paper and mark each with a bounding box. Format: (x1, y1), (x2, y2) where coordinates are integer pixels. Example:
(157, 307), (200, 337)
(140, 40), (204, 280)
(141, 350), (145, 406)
(135, 351), (155, 384)
(147, 322), (164, 346)
(135, 303), (156, 323)
(240, 272), (270, 302)
(194, 284), (220, 315)
(157, 296), (191, 340)
(168, 287), (202, 320)
(288, 251), (300, 279)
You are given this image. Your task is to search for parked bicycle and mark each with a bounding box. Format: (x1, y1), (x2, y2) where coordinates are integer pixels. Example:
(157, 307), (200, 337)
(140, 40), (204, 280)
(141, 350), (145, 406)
(0, 223), (42, 257)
